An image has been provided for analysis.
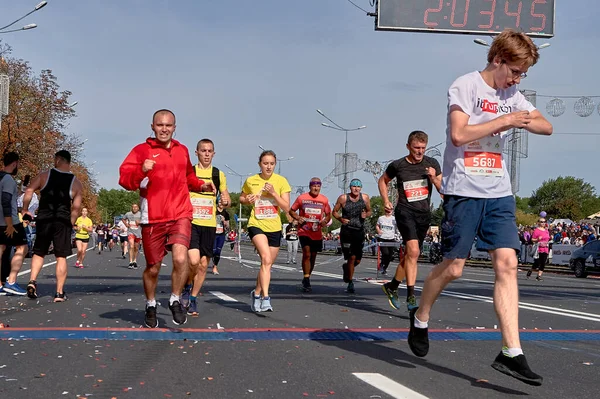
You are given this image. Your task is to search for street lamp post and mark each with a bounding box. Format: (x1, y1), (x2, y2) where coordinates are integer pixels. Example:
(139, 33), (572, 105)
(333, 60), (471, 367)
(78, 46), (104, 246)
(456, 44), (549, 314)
(316, 109), (366, 191)
(224, 164), (252, 263)
(257, 145), (294, 174)
(0, 1), (48, 34)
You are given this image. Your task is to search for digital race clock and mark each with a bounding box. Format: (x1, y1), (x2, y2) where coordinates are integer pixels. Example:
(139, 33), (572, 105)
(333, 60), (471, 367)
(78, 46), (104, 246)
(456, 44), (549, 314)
(376, 0), (555, 38)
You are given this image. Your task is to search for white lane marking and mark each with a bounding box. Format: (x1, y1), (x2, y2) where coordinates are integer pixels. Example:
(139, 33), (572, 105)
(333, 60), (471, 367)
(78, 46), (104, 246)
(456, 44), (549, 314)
(17, 248), (94, 277)
(353, 373), (430, 399)
(209, 291), (238, 302)
(225, 256), (600, 322)
(460, 278), (495, 284)
(435, 289), (600, 322)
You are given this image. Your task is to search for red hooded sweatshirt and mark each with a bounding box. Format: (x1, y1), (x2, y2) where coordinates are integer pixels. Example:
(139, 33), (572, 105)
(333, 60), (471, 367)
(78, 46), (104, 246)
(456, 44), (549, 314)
(119, 138), (205, 224)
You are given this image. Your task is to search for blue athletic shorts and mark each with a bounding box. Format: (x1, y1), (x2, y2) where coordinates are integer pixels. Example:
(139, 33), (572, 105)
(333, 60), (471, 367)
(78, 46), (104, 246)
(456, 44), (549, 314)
(440, 195), (520, 259)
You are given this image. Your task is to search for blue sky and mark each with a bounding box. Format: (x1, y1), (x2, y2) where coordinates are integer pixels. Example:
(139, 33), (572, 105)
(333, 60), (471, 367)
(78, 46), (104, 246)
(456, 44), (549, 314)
(2, 0), (599, 207)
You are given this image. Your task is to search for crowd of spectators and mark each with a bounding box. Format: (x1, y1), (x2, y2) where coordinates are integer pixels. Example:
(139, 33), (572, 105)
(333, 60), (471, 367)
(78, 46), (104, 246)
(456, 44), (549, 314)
(519, 220), (599, 247)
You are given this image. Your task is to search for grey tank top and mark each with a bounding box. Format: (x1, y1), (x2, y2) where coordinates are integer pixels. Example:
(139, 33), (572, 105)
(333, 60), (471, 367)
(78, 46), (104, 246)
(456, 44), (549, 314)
(341, 193), (365, 230)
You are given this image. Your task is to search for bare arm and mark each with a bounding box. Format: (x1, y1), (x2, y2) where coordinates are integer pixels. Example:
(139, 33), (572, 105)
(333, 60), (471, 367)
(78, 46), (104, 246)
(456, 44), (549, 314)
(321, 206), (332, 226)
(70, 179), (83, 226)
(332, 195), (347, 224)
(375, 220), (383, 236)
(288, 208), (300, 222)
(426, 167), (442, 194)
(449, 106), (551, 147)
(362, 194), (372, 219)
(277, 191), (291, 213)
(522, 110), (553, 136)
(220, 189), (232, 208)
(378, 173), (393, 212)
(22, 171), (47, 215)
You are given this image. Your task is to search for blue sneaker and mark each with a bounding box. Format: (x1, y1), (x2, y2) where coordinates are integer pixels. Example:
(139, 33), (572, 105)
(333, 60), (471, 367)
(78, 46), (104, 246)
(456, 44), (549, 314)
(260, 296), (273, 312)
(181, 284), (192, 308)
(187, 298), (198, 316)
(382, 283), (400, 310)
(250, 290), (262, 313)
(407, 295), (418, 311)
(3, 281), (27, 296)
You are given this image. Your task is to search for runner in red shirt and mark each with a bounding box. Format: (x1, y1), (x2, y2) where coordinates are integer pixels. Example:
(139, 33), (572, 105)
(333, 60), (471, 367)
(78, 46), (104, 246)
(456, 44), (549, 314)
(289, 177), (331, 292)
(119, 109), (215, 328)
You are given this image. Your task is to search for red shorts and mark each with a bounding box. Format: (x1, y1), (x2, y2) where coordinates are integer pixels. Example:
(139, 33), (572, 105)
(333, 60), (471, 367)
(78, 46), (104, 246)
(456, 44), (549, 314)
(127, 234), (142, 243)
(141, 219), (192, 266)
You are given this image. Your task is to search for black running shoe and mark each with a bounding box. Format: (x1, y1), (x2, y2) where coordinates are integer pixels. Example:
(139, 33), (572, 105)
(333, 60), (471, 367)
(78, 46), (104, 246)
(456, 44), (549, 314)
(526, 270), (532, 278)
(169, 300), (187, 325)
(145, 305), (158, 328)
(346, 280), (355, 294)
(128, 262), (134, 269)
(491, 352), (543, 386)
(53, 292), (67, 303)
(342, 262), (350, 283)
(132, 262), (138, 270)
(302, 277), (312, 292)
(26, 280), (37, 299)
(408, 307), (429, 357)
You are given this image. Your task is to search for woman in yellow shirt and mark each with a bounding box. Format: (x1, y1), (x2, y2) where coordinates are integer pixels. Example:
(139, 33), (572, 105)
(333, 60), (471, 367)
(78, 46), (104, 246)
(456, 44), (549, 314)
(74, 207), (93, 268)
(240, 150), (291, 313)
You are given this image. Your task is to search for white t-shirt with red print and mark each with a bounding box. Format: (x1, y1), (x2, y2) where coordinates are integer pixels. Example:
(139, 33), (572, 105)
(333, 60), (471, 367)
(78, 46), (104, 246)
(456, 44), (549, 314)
(441, 71), (536, 198)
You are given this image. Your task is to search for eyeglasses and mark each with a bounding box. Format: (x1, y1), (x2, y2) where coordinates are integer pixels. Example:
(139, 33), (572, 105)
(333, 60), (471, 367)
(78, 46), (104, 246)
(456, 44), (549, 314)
(502, 60), (527, 79)
(309, 181), (322, 187)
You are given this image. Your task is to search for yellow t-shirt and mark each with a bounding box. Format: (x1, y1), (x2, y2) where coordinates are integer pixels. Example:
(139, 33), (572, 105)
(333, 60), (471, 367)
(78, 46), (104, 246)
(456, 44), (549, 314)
(75, 216), (92, 239)
(190, 165), (227, 227)
(243, 173), (291, 232)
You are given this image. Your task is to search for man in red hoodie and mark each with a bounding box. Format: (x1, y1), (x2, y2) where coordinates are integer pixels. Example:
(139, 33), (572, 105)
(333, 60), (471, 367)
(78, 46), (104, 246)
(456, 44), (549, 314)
(119, 109), (215, 328)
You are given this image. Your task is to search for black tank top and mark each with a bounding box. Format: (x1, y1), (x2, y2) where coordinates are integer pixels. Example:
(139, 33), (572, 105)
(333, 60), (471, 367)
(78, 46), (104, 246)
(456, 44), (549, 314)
(341, 193), (365, 231)
(37, 168), (75, 222)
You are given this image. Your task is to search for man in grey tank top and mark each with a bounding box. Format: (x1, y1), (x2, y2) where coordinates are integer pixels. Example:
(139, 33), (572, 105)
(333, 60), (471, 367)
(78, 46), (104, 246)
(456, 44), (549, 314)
(332, 179), (371, 293)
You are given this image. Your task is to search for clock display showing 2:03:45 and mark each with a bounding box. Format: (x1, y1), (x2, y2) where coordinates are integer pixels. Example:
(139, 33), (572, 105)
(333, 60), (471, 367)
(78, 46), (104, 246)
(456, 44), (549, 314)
(376, 0), (555, 38)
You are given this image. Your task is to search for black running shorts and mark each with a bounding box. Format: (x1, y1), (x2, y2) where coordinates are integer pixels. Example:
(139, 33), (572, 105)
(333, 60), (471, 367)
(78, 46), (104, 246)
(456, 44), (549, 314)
(33, 220), (73, 258)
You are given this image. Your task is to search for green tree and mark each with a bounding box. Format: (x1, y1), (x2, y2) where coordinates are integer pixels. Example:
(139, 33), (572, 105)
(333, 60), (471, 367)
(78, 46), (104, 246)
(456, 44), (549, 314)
(430, 202), (444, 226)
(515, 195), (531, 213)
(528, 176), (600, 221)
(366, 195), (383, 234)
(97, 188), (140, 223)
(516, 209), (538, 227)
(1, 42), (97, 218)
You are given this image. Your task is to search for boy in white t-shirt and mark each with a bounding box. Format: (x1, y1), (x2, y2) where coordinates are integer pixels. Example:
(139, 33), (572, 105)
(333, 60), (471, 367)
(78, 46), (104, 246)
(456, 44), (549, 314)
(407, 29), (552, 387)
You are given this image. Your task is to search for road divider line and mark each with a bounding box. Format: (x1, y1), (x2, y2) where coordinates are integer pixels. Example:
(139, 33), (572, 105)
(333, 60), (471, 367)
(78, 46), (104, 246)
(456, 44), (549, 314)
(209, 291), (238, 302)
(226, 255), (600, 322)
(17, 248), (94, 277)
(353, 373), (430, 399)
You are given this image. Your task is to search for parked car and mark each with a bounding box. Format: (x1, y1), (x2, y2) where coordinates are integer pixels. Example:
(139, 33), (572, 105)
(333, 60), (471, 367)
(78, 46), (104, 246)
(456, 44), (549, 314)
(569, 240), (600, 278)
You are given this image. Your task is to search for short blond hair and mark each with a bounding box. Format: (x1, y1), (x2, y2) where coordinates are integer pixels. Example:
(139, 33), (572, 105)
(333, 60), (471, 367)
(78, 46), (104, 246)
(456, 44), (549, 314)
(487, 29), (539, 67)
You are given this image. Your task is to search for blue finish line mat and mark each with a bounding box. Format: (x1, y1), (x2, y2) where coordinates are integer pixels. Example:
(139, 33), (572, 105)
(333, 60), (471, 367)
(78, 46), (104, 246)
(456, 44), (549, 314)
(2, 328), (599, 341)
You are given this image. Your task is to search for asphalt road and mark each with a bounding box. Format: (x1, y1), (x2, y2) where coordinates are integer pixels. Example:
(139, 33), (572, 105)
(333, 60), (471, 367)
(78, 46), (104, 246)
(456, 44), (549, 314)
(1, 244), (599, 399)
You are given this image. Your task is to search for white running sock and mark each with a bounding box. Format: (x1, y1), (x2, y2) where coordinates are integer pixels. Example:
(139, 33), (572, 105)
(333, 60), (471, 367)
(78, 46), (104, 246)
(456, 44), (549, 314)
(169, 293), (180, 305)
(146, 299), (156, 307)
(502, 347), (523, 357)
(414, 315), (429, 329)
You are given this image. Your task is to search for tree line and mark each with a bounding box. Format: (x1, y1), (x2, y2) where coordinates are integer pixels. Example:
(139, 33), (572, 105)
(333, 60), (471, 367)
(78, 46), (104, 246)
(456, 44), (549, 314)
(0, 42), (98, 219)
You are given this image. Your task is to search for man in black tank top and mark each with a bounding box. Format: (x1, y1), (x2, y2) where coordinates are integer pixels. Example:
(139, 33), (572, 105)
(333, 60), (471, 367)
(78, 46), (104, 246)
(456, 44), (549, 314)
(22, 150), (84, 303)
(332, 178), (372, 294)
